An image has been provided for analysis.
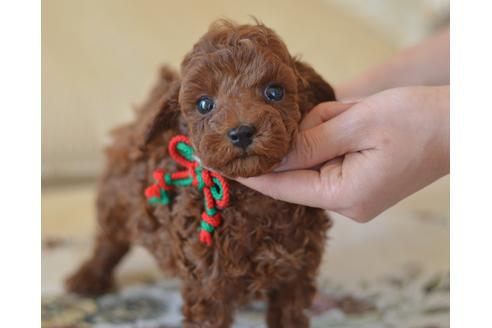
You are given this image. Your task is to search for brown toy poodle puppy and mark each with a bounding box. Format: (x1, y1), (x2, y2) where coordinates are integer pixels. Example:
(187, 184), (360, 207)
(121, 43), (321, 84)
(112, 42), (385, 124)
(66, 19), (336, 328)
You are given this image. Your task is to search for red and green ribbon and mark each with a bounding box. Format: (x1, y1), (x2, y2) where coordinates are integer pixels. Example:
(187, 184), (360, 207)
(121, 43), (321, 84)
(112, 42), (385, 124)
(144, 135), (230, 246)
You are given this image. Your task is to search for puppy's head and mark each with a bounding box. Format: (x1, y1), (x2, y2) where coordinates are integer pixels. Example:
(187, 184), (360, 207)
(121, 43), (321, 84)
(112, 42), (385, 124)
(145, 20), (335, 177)
(179, 21), (303, 178)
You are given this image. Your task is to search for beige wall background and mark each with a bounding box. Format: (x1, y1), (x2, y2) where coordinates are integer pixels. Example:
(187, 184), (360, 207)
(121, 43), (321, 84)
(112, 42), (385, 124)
(42, 0), (449, 180)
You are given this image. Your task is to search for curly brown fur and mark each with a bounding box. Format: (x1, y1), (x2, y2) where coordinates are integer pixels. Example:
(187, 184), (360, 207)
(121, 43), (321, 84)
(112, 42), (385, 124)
(66, 20), (336, 328)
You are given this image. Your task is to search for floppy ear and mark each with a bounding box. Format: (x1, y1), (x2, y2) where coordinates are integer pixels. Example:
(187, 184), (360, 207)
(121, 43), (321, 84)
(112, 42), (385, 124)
(294, 59), (336, 114)
(142, 71), (181, 146)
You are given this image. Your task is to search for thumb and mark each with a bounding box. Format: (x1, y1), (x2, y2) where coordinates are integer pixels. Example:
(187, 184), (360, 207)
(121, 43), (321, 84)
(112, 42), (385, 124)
(276, 103), (364, 171)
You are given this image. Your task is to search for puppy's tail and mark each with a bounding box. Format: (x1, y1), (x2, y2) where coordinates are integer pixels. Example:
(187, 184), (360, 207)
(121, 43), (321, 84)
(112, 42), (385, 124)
(137, 65), (179, 116)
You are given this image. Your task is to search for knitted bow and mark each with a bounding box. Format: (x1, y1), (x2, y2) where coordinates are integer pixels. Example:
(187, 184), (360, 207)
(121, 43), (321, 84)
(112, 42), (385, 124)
(144, 135), (230, 246)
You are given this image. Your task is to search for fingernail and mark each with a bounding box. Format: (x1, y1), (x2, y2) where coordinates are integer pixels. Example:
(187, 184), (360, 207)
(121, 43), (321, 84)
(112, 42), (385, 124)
(273, 156), (288, 172)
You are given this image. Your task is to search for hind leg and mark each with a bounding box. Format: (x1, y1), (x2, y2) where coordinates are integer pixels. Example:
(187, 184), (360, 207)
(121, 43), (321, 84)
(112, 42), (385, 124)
(66, 186), (132, 296)
(65, 231), (130, 296)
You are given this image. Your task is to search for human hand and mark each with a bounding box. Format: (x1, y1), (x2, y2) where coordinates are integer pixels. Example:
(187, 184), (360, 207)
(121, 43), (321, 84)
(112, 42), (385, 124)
(237, 86), (449, 222)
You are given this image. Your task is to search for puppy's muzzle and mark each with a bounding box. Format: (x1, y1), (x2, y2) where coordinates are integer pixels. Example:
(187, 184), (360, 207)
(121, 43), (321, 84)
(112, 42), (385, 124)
(227, 125), (256, 150)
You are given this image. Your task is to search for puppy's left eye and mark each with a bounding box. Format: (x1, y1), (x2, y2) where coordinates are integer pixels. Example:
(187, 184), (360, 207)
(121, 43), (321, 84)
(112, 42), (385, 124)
(196, 96), (215, 114)
(264, 85), (284, 102)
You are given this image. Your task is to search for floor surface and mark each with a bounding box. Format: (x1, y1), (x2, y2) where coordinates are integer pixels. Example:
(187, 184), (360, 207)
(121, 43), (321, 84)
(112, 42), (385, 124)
(42, 177), (449, 327)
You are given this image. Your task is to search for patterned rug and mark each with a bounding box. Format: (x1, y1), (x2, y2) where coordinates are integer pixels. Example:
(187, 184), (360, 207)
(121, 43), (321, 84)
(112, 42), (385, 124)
(42, 268), (449, 328)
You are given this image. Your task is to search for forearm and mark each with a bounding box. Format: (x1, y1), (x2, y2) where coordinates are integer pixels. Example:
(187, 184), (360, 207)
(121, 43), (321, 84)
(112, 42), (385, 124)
(337, 27), (450, 100)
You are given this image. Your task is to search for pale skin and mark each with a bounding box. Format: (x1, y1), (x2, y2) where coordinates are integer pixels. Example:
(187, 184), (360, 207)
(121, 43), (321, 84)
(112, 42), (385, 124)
(238, 28), (450, 222)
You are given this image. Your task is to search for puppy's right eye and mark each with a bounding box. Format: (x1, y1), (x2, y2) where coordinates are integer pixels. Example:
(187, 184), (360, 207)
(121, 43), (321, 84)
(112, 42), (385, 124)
(196, 96), (215, 114)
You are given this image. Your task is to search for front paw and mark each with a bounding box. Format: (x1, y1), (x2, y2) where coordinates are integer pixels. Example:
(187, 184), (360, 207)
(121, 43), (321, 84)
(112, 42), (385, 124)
(65, 262), (114, 297)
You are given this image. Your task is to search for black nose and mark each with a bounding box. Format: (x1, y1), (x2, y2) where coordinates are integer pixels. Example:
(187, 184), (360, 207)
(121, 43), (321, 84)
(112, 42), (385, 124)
(227, 125), (256, 149)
